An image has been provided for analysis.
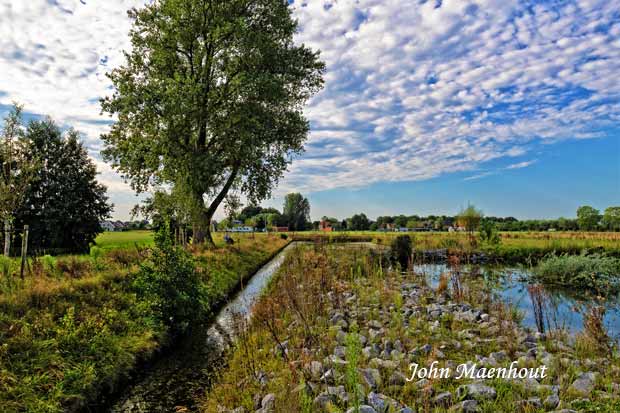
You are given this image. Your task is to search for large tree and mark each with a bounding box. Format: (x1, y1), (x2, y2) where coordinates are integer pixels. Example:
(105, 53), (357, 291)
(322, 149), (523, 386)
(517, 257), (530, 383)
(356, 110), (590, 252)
(101, 0), (325, 245)
(602, 207), (620, 231)
(15, 119), (112, 254)
(576, 205), (601, 231)
(283, 192), (310, 231)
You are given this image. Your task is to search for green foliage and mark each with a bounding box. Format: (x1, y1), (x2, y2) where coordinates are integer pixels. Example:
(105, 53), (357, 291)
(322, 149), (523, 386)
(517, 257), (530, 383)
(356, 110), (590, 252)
(577, 205), (602, 231)
(602, 206), (620, 231)
(101, 0), (325, 243)
(283, 193), (311, 231)
(89, 245), (103, 270)
(534, 254), (620, 295)
(456, 204), (483, 233)
(391, 235), (412, 269)
(347, 213), (371, 231)
(12, 117), (112, 254)
(345, 331), (362, 412)
(134, 224), (206, 333)
(479, 220), (501, 245)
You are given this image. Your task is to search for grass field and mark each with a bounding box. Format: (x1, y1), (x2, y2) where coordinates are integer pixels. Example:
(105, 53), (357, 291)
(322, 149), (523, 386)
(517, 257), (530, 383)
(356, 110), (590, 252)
(291, 230), (620, 263)
(94, 230), (154, 250)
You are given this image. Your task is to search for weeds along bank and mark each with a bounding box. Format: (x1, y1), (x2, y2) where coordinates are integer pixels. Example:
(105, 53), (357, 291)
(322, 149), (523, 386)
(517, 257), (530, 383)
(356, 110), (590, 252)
(201, 244), (620, 413)
(292, 232), (620, 264)
(0, 232), (288, 413)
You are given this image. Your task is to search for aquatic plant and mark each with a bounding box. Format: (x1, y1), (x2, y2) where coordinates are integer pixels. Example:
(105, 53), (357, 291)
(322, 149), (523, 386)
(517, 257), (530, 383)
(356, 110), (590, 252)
(533, 253), (620, 296)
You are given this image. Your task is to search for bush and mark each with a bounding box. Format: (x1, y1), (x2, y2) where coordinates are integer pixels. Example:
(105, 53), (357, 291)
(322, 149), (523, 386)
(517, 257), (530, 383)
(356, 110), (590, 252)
(534, 254), (620, 295)
(280, 233), (288, 240)
(479, 220), (501, 245)
(391, 235), (412, 269)
(55, 257), (92, 278)
(133, 224), (207, 333)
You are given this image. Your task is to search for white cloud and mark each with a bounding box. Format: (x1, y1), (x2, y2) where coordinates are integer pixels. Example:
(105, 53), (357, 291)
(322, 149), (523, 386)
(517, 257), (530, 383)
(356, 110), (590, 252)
(1, 0), (618, 217)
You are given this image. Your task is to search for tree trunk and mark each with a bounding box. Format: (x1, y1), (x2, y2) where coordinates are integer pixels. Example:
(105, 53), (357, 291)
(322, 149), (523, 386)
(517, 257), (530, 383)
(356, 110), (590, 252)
(192, 164), (240, 247)
(4, 219), (10, 257)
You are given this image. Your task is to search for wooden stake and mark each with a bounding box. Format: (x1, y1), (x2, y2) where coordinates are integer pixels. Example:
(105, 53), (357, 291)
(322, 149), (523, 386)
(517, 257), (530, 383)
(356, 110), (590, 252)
(20, 225), (28, 279)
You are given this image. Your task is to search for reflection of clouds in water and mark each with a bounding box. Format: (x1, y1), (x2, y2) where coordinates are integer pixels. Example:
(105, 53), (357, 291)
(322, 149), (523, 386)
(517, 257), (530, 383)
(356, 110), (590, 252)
(413, 264), (619, 339)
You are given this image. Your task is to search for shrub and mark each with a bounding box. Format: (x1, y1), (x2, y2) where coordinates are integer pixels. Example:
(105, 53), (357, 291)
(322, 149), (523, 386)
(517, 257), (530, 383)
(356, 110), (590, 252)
(280, 233), (288, 240)
(534, 254), (620, 295)
(391, 235), (412, 270)
(56, 257), (92, 278)
(89, 245), (105, 271)
(479, 220), (501, 245)
(133, 224), (207, 333)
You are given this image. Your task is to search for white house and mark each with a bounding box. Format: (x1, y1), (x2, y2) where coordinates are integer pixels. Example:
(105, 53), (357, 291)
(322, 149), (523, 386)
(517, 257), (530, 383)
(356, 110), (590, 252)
(101, 221), (116, 232)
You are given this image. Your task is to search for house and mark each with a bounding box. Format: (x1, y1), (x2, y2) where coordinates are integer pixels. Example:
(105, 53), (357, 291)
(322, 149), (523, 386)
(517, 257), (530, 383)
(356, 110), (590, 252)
(113, 221), (128, 231)
(319, 220), (333, 232)
(272, 226), (289, 232)
(230, 226), (254, 233)
(101, 221), (116, 232)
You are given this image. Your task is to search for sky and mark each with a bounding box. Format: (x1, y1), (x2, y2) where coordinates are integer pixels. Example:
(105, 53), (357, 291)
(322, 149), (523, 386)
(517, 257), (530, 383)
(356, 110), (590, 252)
(0, 0), (619, 221)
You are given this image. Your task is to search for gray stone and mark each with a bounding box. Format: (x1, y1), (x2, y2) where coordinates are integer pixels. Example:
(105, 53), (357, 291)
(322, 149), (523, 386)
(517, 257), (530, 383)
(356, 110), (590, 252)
(544, 394), (560, 409)
(320, 368), (336, 384)
(346, 406), (377, 413)
(368, 320), (383, 329)
(449, 400), (479, 413)
(261, 393), (275, 411)
(313, 392), (337, 412)
(388, 371), (407, 386)
(433, 391), (453, 407)
(360, 368), (382, 390)
(569, 372), (597, 397)
(367, 392), (388, 412)
(309, 361), (323, 381)
(517, 397), (542, 409)
(456, 383), (497, 401)
(327, 385), (348, 404)
(334, 346), (346, 359)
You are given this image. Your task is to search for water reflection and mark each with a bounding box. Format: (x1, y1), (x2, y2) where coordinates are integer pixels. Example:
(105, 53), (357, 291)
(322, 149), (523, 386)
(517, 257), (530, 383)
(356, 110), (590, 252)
(413, 263), (620, 340)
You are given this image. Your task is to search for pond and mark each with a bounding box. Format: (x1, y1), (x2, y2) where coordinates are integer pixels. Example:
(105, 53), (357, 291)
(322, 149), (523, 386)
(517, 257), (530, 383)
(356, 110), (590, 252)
(414, 263), (620, 341)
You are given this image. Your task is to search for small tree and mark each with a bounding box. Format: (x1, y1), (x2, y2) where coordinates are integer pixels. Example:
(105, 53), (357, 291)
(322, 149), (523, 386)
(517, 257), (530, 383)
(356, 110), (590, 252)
(456, 204), (483, 237)
(577, 206), (601, 231)
(283, 193), (310, 231)
(0, 105), (37, 256)
(479, 220), (501, 246)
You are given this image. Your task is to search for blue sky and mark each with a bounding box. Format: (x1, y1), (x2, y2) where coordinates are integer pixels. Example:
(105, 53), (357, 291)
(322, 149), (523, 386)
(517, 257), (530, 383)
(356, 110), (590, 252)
(1, 0), (619, 220)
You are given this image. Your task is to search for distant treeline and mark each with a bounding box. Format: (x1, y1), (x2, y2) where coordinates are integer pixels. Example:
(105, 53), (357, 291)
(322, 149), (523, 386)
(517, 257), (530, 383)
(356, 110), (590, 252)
(319, 205), (619, 232)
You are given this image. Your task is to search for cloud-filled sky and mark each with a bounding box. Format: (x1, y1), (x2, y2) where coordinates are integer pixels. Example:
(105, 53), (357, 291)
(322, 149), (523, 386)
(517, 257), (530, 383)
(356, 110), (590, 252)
(1, 0), (619, 220)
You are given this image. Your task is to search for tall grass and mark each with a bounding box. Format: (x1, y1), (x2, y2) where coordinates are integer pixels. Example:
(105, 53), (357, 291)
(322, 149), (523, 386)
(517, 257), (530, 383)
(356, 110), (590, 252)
(0, 232), (287, 412)
(534, 254), (620, 295)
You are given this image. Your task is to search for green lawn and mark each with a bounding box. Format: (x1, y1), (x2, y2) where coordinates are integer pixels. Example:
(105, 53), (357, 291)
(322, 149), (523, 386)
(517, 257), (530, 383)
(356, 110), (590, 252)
(94, 230), (154, 250)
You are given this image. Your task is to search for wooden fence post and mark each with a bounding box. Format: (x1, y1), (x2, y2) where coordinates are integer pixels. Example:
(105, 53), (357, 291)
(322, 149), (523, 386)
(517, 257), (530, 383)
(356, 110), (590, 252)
(3, 219), (10, 257)
(20, 225), (29, 279)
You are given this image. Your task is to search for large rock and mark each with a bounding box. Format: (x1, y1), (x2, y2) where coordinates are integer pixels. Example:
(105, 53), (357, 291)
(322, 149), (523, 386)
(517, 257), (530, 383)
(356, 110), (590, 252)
(568, 372), (597, 397)
(456, 383), (497, 401)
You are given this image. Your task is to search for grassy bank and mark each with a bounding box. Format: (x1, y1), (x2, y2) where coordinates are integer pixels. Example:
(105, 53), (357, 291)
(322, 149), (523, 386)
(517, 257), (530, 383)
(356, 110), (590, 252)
(292, 231), (620, 263)
(201, 244), (620, 412)
(0, 233), (287, 413)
